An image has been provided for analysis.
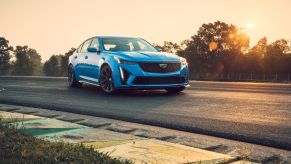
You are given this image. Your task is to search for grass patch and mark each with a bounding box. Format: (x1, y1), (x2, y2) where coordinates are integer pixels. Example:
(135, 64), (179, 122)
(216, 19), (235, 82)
(0, 116), (132, 164)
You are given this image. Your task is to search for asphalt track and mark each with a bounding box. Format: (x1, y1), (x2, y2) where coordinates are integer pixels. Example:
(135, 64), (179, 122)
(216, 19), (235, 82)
(0, 76), (290, 150)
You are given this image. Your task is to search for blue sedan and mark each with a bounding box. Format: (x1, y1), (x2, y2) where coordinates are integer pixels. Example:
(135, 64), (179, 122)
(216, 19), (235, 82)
(68, 36), (189, 94)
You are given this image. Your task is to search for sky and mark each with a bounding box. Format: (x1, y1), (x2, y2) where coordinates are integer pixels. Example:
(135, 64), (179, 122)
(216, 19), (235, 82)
(0, 0), (291, 62)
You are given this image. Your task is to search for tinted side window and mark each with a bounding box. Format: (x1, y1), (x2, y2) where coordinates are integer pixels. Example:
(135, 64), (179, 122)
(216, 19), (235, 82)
(90, 38), (99, 49)
(80, 39), (92, 53)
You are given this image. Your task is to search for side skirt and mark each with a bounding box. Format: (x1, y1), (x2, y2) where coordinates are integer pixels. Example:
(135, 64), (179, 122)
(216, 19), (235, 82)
(79, 80), (100, 86)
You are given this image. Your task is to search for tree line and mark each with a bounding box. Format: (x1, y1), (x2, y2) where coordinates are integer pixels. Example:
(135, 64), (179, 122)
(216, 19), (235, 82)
(1, 21), (291, 78)
(43, 48), (76, 76)
(0, 37), (75, 76)
(155, 21), (291, 77)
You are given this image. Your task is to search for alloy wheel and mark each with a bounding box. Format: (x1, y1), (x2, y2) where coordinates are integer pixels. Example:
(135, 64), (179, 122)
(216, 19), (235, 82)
(99, 65), (115, 93)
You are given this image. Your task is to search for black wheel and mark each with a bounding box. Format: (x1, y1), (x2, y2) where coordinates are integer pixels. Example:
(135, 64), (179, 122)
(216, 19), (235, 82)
(68, 65), (82, 87)
(165, 87), (185, 93)
(99, 65), (116, 94)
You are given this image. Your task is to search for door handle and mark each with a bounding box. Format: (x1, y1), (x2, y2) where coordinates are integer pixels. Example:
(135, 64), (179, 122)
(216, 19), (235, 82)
(74, 56), (77, 59)
(85, 56), (88, 59)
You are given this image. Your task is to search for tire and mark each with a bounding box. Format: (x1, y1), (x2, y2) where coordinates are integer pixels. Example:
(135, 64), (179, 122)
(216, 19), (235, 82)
(99, 65), (116, 94)
(165, 87), (185, 93)
(68, 65), (82, 87)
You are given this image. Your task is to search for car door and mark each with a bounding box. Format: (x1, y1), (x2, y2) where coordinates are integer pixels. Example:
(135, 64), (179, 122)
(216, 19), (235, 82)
(84, 38), (101, 83)
(78, 39), (92, 80)
(72, 44), (83, 78)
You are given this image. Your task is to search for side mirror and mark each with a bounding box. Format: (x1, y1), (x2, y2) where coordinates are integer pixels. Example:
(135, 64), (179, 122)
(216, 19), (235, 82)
(87, 47), (100, 53)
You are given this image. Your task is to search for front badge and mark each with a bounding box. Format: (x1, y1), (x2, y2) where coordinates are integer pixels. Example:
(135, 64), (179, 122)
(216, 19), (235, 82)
(159, 63), (168, 69)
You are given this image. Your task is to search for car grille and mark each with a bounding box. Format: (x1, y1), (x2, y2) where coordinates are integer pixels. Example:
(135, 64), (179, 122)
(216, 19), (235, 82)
(138, 62), (181, 73)
(132, 76), (185, 85)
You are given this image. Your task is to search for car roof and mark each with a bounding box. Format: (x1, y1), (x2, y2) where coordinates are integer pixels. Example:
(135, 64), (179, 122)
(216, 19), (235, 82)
(97, 36), (138, 39)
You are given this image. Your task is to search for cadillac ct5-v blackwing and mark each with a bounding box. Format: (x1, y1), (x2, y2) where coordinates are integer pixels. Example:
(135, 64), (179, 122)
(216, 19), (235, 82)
(68, 36), (189, 94)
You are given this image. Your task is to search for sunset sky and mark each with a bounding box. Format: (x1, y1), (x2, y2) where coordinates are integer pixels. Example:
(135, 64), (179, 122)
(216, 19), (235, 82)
(1, 0), (291, 61)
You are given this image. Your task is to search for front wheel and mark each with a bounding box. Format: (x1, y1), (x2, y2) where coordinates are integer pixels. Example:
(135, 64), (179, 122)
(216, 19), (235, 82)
(99, 65), (116, 94)
(68, 65), (82, 87)
(165, 87), (185, 93)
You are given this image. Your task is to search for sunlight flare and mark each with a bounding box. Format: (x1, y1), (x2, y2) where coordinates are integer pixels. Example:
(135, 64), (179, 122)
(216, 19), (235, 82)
(247, 22), (255, 29)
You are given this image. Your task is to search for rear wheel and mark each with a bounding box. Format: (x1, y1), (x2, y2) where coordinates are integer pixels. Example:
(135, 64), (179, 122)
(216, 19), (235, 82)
(99, 65), (116, 94)
(165, 87), (185, 93)
(68, 65), (82, 87)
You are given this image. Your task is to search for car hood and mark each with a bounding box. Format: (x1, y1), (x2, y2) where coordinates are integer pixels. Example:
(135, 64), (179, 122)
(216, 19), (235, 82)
(111, 51), (181, 62)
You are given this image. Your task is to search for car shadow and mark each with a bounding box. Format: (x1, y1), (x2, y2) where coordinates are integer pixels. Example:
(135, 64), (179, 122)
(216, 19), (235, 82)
(78, 83), (185, 97)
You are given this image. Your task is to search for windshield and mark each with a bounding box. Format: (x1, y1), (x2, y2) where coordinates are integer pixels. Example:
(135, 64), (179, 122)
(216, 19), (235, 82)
(101, 38), (158, 52)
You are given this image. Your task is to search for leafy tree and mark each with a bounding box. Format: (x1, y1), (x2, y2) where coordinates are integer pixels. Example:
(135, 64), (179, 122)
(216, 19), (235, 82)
(43, 48), (76, 77)
(0, 37), (13, 75)
(43, 55), (60, 76)
(12, 46), (33, 75)
(154, 41), (189, 57)
(11, 46), (42, 76)
(285, 52), (291, 73)
(180, 21), (249, 74)
(60, 48), (76, 77)
(27, 48), (42, 75)
(244, 37), (268, 73)
(60, 55), (68, 76)
(263, 39), (290, 73)
(154, 41), (181, 53)
(250, 37), (268, 57)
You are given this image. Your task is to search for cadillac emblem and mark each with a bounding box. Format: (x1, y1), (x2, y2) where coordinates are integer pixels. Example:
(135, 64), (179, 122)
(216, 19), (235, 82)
(159, 63), (168, 69)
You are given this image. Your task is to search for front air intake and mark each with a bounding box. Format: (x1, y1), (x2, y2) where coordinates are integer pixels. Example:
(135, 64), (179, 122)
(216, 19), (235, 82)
(132, 76), (185, 85)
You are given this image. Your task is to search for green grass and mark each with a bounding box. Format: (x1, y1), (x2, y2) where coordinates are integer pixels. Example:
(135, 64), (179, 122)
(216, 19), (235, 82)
(0, 116), (132, 164)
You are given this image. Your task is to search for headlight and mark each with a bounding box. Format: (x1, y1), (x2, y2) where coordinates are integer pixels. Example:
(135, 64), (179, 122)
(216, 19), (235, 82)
(114, 56), (136, 65)
(180, 58), (187, 66)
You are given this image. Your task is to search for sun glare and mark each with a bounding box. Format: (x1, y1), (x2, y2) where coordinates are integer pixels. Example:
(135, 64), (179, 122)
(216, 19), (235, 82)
(247, 22), (255, 29)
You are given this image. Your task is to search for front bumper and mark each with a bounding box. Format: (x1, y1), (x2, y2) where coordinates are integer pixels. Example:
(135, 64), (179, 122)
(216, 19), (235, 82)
(113, 62), (189, 89)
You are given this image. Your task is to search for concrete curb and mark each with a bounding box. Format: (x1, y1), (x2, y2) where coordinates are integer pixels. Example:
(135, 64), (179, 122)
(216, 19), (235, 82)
(0, 105), (238, 164)
(0, 104), (288, 163)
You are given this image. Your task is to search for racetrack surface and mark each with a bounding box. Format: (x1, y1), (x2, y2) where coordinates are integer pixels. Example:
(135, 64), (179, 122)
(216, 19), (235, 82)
(0, 76), (291, 150)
